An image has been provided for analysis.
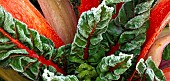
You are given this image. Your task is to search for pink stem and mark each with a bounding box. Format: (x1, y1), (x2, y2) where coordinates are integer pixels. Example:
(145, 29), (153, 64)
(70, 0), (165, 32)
(147, 34), (170, 67)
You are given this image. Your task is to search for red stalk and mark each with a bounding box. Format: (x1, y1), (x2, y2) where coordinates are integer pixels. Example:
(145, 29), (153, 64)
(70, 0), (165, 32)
(107, 43), (120, 56)
(78, 0), (100, 16)
(0, 0), (65, 48)
(107, 3), (123, 56)
(0, 28), (65, 75)
(162, 67), (170, 80)
(37, 0), (77, 44)
(112, 2), (124, 19)
(84, 25), (96, 60)
(138, 0), (170, 62)
(128, 0), (170, 80)
(79, 1), (123, 58)
(147, 34), (170, 67)
(77, 0), (100, 60)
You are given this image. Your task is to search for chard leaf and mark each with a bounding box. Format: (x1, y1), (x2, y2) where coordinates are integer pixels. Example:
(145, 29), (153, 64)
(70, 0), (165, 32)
(105, 0), (132, 5)
(136, 57), (166, 81)
(0, 0), (159, 81)
(103, 1), (155, 79)
(70, 1), (114, 64)
(0, 6), (68, 80)
(67, 0), (155, 80)
(52, 44), (71, 70)
(77, 63), (97, 81)
(105, 0), (154, 55)
(96, 52), (133, 80)
(162, 44), (170, 60)
(42, 69), (79, 81)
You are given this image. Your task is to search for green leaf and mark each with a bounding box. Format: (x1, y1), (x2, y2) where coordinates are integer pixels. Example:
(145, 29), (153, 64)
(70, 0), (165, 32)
(77, 63), (97, 81)
(135, 58), (146, 75)
(71, 1), (114, 63)
(0, 49), (28, 60)
(162, 44), (170, 60)
(124, 12), (149, 29)
(105, 0), (153, 55)
(52, 44), (71, 70)
(0, 6), (66, 80)
(136, 57), (166, 81)
(135, 0), (154, 14)
(42, 69), (79, 81)
(96, 52), (133, 80)
(0, 0), (159, 81)
(105, 0), (132, 5)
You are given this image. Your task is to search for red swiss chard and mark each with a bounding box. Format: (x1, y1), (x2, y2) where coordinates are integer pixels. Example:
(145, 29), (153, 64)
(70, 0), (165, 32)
(0, 6), (66, 80)
(78, 0), (100, 16)
(128, 0), (170, 80)
(0, 0), (170, 81)
(37, 0), (78, 44)
(0, 0), (65, 48)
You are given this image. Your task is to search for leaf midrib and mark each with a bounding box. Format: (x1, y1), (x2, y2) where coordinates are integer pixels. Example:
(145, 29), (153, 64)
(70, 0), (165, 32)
(0, 27), (65, 75)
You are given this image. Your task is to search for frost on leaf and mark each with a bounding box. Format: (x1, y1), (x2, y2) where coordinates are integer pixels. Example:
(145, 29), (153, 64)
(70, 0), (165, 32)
(42, 69), (79, 81)
(136, 57), (166, 81)
(96, 52), (133, 80)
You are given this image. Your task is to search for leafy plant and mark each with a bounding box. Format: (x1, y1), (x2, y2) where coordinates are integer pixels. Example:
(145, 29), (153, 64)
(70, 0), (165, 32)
(0, 6), (65, 80)
(42, 69), (78, 81)
(0, 0), (170, 81)
(136, 57), (166, 81)
(163, 44), (170, 60)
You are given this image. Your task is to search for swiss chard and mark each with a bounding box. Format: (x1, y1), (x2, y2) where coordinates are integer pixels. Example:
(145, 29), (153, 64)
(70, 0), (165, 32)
(37, 0), (78, 44)
(0, 6), (66, 80)
(96, 53), (133, 81)
(163, 44), (170, 60)
(129, 0), (170, 80)
(78, 0), (100, 16)
(0, 0), (64, 48)
(136, 57), (166, 81)
(43, 52), (133, 81)
(70, 1), (114, 63)
(42, 69), (78, 81)
(106, 0), (154, 55)
(0, 0), (170, 81)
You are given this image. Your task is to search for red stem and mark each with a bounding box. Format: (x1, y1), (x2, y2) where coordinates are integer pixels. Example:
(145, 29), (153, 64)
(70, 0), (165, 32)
(84, 25), (96, 60)
(128, 0), (170, 80)
(112, 2), (124, 19)
(0, 0), (65, 48)
(137, 0), (170, 62)
(0, 28), (65, 75)
(107, 43), (120, 56)
(78, 0), (100, 16)
(81, 1), (123, 59)
(107, 3), (123, 56)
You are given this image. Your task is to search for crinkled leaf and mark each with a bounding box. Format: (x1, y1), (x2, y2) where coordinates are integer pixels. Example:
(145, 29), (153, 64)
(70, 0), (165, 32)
(68, 0), (155, 80)
(105, 0), (153, 55)
(135, 1), (154, 14)
(96, 52), (133, 80)
(135, 58), (146, 75)
(77, 63), (97, 81)
(0, 6), (66, 80)
(108, 1), (154, 76)
(71, 1), (114, 63)
(52, 44), (71, 70)
(42, 69), (79, 81)
(124, 12), (149, 29)
(0, 0), (159, 81)
(136, 57), (166, 81)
